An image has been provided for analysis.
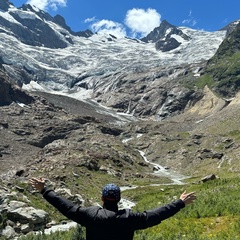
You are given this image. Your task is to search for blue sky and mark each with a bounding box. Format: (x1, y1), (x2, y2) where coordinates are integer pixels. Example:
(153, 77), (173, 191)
(11, 0), (240, 38)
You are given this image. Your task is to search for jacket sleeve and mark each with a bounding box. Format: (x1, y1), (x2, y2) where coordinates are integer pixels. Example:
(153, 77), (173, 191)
(40, 187), (87, 224)
(132, 199), (185, 230)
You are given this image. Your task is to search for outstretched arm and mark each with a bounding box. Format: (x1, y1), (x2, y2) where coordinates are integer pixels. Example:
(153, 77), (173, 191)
(29, 177), (86, 224)
(133, 190), (196, 230)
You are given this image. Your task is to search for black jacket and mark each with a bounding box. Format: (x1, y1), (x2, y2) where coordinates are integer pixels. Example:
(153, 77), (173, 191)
(41, 187), (185, 240)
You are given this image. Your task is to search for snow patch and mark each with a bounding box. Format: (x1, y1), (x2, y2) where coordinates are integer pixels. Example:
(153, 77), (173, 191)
(0, 11), (20, 24)
(11, 9), (41, 20)
(22, 81), (48, 92)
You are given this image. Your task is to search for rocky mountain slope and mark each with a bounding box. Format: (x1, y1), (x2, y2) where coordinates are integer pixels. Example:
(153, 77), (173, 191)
(0, 69), (144, 178)
(1, 57), (240, 238)
(203, 21), (240, 97)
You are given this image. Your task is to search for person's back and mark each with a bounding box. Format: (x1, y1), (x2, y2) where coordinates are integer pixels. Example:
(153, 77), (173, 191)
(82, 207), (135, 240)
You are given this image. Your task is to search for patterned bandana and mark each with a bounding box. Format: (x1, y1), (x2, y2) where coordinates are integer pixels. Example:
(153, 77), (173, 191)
(102, 183), (121, 202)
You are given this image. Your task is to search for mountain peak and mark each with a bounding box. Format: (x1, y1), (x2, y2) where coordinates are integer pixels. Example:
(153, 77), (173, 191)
(220, 19), (240, 36)
(0, 0), (93, 48)
(141, 19), (190, 51)
(141, 19), (175, 43)
(53, 14), (71, 30)
(0, 0), (13, 11)
(159, 19), (175, 28)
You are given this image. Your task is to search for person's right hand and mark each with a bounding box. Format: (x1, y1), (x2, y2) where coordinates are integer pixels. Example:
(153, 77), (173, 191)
(29, 177), (46, 192)
(180, 190), (196, 205)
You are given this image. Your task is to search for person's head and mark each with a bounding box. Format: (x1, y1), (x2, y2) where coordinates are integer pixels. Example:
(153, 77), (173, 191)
(101, 183), (121, 204)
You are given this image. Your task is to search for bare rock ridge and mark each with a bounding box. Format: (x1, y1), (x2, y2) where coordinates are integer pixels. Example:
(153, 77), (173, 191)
(0, 0), (93, 48)
(0, 72), (144, 176)
(141, 20), (190, 51)
(0, 69), (34, 106)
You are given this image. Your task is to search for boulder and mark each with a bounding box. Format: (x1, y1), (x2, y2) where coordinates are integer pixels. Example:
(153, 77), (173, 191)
(201, 174), (217, 182)
(7, 206), (49, 225)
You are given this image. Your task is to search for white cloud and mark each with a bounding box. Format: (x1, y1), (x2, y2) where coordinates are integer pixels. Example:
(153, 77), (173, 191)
(84, 17), (96, 23)
(26, 0), (67, 11)
(182, 18), (197, 27)
(124, 8), (161, 38)
(182, 10), (197, 27)
(87, 8), (161, 39)
(91, 19), (126, 38)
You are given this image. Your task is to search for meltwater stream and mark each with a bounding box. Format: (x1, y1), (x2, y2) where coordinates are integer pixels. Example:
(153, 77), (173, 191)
(138, 150), (188, 185)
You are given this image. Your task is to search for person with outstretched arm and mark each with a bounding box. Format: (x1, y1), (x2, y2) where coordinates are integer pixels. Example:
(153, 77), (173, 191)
(29, 177), (196, 240)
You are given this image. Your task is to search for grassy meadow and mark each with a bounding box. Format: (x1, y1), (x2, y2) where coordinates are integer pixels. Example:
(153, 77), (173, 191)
(8, 175), (240, 240)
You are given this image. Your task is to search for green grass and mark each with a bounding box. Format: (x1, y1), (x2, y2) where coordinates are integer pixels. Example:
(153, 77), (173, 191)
(133, 177), (240, 239)
(14, 176), (240, 240)
(228, 129), (240, 141)
(202, 51), (240, 96)
(195, 74), (215, 89)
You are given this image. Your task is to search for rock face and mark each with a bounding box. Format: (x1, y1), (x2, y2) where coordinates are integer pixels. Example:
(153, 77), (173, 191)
(155, 37), (181, 52)
(0, 0), (93, 48)
(204, 21), (240, 97)
(0, 186), (84, 239)
(0, 70), (149, 177)
(93, 63), (204, 120)
(0, 69), (34, 106)
(0, 0), (12, 11)
(141, 20), (190, 51)
(220, 19), (240, 36)
(0, 188), (48, 238)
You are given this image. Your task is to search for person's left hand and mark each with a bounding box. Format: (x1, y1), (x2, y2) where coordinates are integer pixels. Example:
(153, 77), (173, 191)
(29, 177), (46, 192)
(180, 190), (196, 205)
